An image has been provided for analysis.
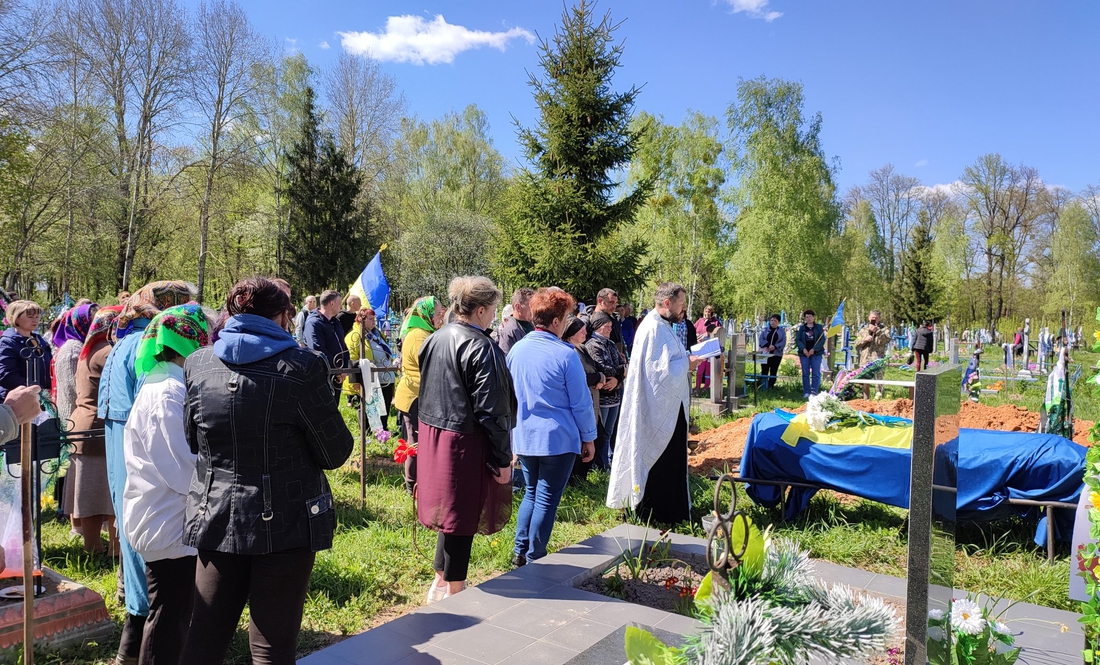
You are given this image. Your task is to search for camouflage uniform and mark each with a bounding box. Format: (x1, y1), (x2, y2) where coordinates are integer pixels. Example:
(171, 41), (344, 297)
(855, 323), (891, 380)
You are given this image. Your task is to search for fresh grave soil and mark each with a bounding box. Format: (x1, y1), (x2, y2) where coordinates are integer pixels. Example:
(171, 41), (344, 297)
(581, 553), (905, 663)
(688, 398), (1095, 476)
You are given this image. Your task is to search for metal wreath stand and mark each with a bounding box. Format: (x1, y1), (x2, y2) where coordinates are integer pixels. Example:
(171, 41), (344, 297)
(704, 473), (752, 588)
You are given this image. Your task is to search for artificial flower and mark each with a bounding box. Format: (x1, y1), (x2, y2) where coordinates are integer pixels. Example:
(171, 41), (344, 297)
(927, 626), (945, 642)
(393, 439), (417, 464)
(950, 598), (986, 636)
(1091, 492), (1100, 511)
(992, 621), (1011, 636)
(927, 608), (944, 621)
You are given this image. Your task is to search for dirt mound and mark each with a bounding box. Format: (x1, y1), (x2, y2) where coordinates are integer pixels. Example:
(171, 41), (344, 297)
(688, 398), (1094, 474)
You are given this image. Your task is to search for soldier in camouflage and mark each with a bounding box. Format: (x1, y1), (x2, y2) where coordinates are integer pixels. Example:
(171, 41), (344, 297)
(854, 310), (891, 399)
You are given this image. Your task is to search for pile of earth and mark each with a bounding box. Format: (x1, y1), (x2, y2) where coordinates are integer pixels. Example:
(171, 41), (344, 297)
(688, 398), (1094, 476)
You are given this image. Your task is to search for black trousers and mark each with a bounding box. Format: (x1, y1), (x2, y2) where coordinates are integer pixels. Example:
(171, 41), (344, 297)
(637, 409), (691, 526)
(913, 349), (930, 371)
(141, 555), (196, 665)
(179, 549), (315, 665)
(761, 355), (782, 389)
(434, 533), (475, 582)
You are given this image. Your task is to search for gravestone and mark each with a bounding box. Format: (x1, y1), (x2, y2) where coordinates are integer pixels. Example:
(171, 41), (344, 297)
(905, 363), (960, 665)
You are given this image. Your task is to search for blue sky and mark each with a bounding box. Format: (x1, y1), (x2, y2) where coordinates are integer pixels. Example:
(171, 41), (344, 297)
(201, 0), (1099, 193)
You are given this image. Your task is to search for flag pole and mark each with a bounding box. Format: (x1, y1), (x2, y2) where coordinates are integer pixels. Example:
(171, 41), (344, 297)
(359, 332), (367, 508)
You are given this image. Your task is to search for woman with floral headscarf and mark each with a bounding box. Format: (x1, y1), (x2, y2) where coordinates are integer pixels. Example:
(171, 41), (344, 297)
(123, 304), (209, 665)
(98, 279), (194, 663)
(69, 305), (122, 555)
(54, 303), (98, 530)
(393, 296), (444, 494)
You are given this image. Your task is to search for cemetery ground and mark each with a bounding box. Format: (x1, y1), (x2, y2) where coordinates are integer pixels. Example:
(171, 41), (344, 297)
(24, 352), (1097, 663)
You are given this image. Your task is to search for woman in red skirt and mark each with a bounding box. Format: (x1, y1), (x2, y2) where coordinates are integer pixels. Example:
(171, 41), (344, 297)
(416, 276), (516, 601)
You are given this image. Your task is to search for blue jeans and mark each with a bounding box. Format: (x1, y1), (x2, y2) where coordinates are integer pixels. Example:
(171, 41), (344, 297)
(514, 453), (576, 563)
(799, 353), (822, 397)
(596, 404), (620, 471)
(105, 419), (149, 616)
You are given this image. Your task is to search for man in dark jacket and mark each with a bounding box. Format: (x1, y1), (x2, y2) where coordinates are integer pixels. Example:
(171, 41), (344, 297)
(304, 290), (348, 383)
(497, 287), (534, 355)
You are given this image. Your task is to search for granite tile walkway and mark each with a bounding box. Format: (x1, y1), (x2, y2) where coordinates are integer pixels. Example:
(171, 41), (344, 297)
(298, 524), (1082, 665)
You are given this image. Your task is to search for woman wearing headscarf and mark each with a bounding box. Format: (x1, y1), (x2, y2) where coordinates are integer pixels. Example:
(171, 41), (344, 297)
(417, 277), (514, 602)
(54, 303), (98, 532)
(179, 277), (352, 665)
(393, 295), (443, 494)
(0, 299), (53, 400)
(343, 308), (396, 429)
(562, 316), (605, 484)
(69, 305), (122, 555)
(123, 304), (210, 665)
(98, 280), (194, 663)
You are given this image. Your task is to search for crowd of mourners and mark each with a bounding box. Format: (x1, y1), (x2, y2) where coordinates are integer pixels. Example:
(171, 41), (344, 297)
(1, 275), (722, 665)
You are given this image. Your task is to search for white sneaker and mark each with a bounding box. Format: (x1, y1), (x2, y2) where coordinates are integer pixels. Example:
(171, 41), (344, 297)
(425, 583), (447, 605)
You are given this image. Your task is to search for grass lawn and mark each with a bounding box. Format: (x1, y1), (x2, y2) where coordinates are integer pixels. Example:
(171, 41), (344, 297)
(23, 351), (1096, 662)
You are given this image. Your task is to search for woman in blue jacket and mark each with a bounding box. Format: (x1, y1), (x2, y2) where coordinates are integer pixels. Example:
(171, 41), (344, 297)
(507, 288), (597, 568)
(794, 309), (824, 398)
(0, 300), (52, 401)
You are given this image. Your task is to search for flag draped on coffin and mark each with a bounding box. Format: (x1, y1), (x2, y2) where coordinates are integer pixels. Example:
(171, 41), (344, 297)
(348, 251), (390, 320)
(827, 299), (845, 337)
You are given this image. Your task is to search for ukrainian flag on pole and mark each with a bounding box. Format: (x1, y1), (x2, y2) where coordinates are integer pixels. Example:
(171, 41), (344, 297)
(827, 299), (845, 337)
(347, 246), (390, 320)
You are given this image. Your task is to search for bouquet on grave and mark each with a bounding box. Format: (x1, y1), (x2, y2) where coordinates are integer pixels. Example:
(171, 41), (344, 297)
(803, 392), (908, 432)
(926, 595), (1020, 665)
(964, 372), (981, 402)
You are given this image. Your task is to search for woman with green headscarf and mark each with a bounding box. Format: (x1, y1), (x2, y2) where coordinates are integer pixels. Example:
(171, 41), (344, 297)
(393, 295), (444, 494)
(122, 304), (210, 664)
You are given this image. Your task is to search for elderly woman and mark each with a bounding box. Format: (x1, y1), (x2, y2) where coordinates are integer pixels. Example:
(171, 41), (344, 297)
(417, 276), (514, 601)
(584, 311), (625, 471)
(99, 280), (195, 662)
(343, 308), (396, 429)
(53, 303), (98, 531)
(0, 300), (53, 400)
(123, 304), (210, 665)
(68, 305), (122, 555)
(393, 295), (443, 494)
(562, 316), (605, 483)
(179, 277), (353, 664)
(508, 291), (597, 567)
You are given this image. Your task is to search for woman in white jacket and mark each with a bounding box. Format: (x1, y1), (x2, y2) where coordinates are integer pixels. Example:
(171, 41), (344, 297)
(123, 304), (210, 665)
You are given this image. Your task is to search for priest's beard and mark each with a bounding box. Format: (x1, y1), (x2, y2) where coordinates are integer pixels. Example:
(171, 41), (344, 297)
(661, 310), (685, 325)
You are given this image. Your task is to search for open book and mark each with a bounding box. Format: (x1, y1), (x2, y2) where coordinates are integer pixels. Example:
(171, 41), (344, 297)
(690, 337), (722, 359)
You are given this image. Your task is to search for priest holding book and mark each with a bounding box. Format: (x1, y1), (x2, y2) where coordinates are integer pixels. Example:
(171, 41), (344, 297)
(607, 282), (703, 525)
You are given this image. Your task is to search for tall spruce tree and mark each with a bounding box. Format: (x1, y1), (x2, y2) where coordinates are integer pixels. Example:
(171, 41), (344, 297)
(495, 0), (652, 301)
(894, 213), (940, 324)
(285, 85), (371, 296)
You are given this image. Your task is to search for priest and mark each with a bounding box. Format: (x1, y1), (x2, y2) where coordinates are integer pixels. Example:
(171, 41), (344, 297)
(607, 282), (703, 525)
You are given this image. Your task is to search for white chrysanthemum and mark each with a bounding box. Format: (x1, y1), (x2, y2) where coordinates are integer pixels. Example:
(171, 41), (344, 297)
(927, 608), (944, 621)
(951, 599), (986, 635)
(992, 621), (1010, 635)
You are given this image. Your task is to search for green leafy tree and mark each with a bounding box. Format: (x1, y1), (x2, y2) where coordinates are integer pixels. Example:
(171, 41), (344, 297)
(721, 77), (841, 316)
(838, 198), (887, 319)
(894, 214), (941, 324)
(284, 86), (371, 296)
(495, 0), (652, 300)
(627, 110), (726, 315)
(1044, 202), (1100, 321)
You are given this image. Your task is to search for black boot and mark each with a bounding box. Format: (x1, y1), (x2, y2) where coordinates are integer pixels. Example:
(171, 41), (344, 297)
(115, 557), (125, 605)
(115, 612), (145, 664)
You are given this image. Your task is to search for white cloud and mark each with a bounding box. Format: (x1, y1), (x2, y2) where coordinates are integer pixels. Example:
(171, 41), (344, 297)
(725, 0), (782, 21)
(319, 40), (330, 49)
(914, 181), (967, 197)
(338, 15), (534, 65)
(914, 159), (928, 168)
(285, 37), (298, 52)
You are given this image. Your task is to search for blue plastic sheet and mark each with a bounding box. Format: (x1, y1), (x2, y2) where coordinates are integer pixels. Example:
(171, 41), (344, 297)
(739, 413), (1084, 546)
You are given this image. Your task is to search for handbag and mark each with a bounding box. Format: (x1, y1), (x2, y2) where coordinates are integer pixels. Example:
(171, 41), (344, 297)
(359, 359), (385, 433)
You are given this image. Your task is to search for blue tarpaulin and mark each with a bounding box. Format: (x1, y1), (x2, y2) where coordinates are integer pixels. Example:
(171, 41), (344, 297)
(739, 412), (1084, 546)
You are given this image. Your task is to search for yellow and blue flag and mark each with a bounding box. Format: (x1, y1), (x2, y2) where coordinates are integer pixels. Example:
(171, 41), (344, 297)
(827, 299), (845, 337)
(347, 248), (390, 320)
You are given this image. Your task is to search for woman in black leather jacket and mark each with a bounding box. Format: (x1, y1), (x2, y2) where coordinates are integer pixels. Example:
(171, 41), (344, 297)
(417, 275), (515, 602)
(179, 277), (353, 665)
